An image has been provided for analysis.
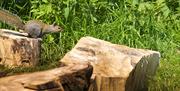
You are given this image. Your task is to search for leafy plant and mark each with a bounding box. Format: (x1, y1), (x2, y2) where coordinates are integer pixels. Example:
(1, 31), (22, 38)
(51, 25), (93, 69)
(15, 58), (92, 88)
(0, 0), (179, 90)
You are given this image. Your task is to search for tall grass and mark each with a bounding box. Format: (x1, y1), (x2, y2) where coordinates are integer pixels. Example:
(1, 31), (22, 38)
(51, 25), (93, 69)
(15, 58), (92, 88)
(0, 0), (180, 90)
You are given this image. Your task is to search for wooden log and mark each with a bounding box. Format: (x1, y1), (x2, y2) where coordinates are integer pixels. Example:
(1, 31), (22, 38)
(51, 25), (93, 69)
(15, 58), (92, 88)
(0, 29), (41, 67)
(0, 63), (93, 91)
(60, 36), (160, 91)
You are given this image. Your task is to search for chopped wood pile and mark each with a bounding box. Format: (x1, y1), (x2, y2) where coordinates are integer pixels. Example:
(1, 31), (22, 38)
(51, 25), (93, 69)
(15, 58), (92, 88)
(0, 29), (160, 91)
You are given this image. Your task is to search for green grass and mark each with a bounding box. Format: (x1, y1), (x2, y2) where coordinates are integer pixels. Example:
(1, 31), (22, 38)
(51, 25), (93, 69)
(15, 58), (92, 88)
(0, 0), (180, 90)
(149, 54), (180, 91)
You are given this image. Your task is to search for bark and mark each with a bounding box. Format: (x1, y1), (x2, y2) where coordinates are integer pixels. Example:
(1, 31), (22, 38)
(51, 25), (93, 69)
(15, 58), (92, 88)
(60, 36), (160, 91)
(0, 29), (41, 67)
(0, 63), (93, 91)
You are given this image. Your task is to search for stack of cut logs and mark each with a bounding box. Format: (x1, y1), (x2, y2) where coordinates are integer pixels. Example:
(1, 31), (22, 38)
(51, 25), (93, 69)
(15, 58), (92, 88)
(0, 29), (160, 91)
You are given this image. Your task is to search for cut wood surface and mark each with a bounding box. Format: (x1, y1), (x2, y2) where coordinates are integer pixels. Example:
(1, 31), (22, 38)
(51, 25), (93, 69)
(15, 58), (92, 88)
(0, 29), (41, 67)
(60, 36), (161, 91)
(0, 63), (93, 91)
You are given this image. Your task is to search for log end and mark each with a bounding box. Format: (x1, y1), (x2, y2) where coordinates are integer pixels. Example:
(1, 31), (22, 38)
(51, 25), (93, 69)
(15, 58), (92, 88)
(0, 29), (41, 67)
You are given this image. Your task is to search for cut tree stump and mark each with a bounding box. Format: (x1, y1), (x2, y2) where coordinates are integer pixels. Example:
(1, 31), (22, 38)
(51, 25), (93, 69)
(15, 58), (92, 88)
(0, 29), (41, 67)
(0, 63), (93, 91)
(60, 36), (161, 91)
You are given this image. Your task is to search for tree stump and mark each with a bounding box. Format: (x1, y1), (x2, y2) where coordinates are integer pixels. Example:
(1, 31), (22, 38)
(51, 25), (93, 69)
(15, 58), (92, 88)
(0, 29), (41, 67)
(60, 36), (161, 91)
(0, 63), (93, 91)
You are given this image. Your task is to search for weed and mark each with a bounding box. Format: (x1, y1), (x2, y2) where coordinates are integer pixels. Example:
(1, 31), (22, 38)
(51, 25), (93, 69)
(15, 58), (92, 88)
(0, 0), (180, 90)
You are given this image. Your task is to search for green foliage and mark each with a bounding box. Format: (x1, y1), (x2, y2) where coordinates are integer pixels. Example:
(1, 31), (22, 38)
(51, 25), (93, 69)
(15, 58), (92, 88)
(0, 0), (31, 17)
(0, 0), (180, 90)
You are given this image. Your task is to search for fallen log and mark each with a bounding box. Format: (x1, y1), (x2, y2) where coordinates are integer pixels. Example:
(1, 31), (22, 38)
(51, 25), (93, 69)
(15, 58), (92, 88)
(60, 36), (160, 91)
(0, 29), (41, 67)
(0, 63), (93, 91)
